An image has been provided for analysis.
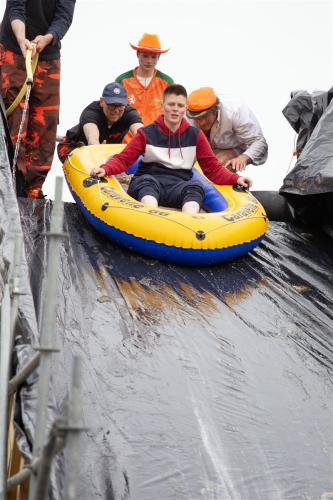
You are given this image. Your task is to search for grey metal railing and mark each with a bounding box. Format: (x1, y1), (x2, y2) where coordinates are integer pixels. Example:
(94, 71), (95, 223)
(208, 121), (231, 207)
(1, 177), (84, 500)
(27, 177), (65, 500)
(0, 284), (12, 500)
(0, 233), (24, 500)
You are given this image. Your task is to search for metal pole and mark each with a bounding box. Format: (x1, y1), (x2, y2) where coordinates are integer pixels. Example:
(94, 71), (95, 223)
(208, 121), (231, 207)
(28, 177), (64, 500)
(7, 419), (65, 494)
(7, 467), (32, 491)
(65, 356), (83, 500)
(9, 234), (23, 341)
(0, 285), (11, 500)
(33, 420), (66, 500)
(0, 235), (23, 499)
(8, 352), (40, 396)
(7, 458), (39, 491)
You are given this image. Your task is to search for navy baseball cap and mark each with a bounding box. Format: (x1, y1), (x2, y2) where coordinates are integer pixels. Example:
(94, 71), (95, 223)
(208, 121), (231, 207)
(102, 82), (128, 105)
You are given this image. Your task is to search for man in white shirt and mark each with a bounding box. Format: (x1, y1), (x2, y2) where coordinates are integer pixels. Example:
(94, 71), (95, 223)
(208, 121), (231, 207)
(187, 87), (268, 171)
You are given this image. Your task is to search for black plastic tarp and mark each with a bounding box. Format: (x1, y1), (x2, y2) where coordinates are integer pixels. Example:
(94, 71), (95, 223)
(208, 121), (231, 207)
(280, 89), (333, 228)
(15, 198), (333, 500)
(0, 104), (49, 474)
(1, 103), (333, 499)
(282, 88), (333, 158)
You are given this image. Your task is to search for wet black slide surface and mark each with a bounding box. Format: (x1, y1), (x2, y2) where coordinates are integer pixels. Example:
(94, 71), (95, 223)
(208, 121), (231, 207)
(17, 199), (333, 500)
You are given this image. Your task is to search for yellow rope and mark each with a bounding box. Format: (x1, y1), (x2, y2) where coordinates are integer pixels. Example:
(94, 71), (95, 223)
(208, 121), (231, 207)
(6, 50), (39, 117)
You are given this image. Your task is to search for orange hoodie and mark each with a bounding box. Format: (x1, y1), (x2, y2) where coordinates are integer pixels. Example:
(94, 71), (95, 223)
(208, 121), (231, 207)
(115, 68), (173, 126)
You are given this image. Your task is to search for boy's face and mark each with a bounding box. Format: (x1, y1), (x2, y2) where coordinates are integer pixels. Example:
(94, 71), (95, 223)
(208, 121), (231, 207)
(163, 94), (187, 127)
(137, 52), (160, 72)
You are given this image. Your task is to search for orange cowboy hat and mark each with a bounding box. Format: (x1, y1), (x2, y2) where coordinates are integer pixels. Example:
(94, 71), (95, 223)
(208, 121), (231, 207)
(130, 33), (170, 54)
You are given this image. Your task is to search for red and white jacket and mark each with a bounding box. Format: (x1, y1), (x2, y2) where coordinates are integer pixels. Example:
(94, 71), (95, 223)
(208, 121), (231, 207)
(101, 115), (240, 185)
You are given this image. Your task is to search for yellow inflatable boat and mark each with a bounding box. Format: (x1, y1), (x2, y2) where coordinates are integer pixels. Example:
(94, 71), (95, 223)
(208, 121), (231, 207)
(63, 144), (269, 265)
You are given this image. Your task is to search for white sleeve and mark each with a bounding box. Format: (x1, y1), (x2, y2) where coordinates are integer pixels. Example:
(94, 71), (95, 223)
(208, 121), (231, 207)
(233, 103), (268, 165)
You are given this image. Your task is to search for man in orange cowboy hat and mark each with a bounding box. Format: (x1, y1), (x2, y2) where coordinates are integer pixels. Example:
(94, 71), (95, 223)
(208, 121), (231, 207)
(115, 33), (173, 133)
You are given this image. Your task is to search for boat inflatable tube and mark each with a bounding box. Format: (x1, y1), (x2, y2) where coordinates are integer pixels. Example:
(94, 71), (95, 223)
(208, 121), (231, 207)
(63, 145), (269, 266)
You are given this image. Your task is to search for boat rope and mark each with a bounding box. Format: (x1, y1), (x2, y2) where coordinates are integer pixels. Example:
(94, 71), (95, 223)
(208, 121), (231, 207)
(66, 155), (88, 175)
(97, 202), (205, 234)
(66, 156), (123, 208)
(65, 156), (266, 238)
(96, 179), (107, 207)
(91, 201), (267, 240)
(65, 158), (202, 234)
(95, 189), (267, 237)
(203, 215), (268, 236)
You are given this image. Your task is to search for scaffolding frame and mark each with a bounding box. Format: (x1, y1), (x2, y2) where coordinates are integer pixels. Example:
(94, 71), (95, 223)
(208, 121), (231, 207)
(0, 178), (84, 500)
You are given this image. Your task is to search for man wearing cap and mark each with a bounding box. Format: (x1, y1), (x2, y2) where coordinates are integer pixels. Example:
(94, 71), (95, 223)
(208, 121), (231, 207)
(57, 82), (143, 163)
(115, 33), (173, 130)
(187, 87), (268, 172)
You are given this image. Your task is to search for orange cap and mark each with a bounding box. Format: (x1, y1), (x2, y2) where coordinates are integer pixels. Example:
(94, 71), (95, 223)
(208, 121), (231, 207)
(187, 87), (218, 118)
(130, 33), (169, 54)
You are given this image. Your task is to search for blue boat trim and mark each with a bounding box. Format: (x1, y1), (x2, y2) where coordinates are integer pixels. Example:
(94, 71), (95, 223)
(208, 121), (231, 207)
(191, 169), (228, 212)
(70, 187), (265, 266)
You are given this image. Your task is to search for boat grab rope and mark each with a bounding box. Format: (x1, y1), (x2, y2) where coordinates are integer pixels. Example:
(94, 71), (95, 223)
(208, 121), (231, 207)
(66, 155), (121, 209)
(66, 156), (202, 234)
(65, 156), (267, 239)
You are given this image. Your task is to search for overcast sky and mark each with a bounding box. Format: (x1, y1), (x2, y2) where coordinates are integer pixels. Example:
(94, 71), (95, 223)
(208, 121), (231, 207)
(1, 0), (332, 201)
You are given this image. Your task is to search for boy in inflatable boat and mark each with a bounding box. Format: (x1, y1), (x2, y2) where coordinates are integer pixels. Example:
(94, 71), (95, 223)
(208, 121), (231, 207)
(90, 84), (252, 214)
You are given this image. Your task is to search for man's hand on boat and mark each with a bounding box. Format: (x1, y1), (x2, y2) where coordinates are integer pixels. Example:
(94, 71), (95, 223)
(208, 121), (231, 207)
(236, 176), (253, 189)
(225, 154), (251, 172)
(90, 167), (106, 177)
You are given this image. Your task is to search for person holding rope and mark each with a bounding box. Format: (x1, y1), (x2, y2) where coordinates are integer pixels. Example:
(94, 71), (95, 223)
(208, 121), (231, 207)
(0, 0), (76, 198)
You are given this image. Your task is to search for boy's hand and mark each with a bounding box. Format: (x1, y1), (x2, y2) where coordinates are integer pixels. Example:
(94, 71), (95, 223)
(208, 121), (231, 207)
(90, 167), (106, 177)
(237, 176), (253, 189)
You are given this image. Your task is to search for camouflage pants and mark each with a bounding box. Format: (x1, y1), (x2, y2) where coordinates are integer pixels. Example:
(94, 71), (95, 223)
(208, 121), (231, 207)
(57, 136), (78, 163)
(0, 44), (60, 191)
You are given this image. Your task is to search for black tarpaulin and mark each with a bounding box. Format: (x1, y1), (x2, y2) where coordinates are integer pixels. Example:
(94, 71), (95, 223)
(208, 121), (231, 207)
(281, 88), (333, 158)
(14, 197), (333, 500)
(0, 108), (60, 491)
(280, 89), (333, 228)
(0, 98), (333, 497)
